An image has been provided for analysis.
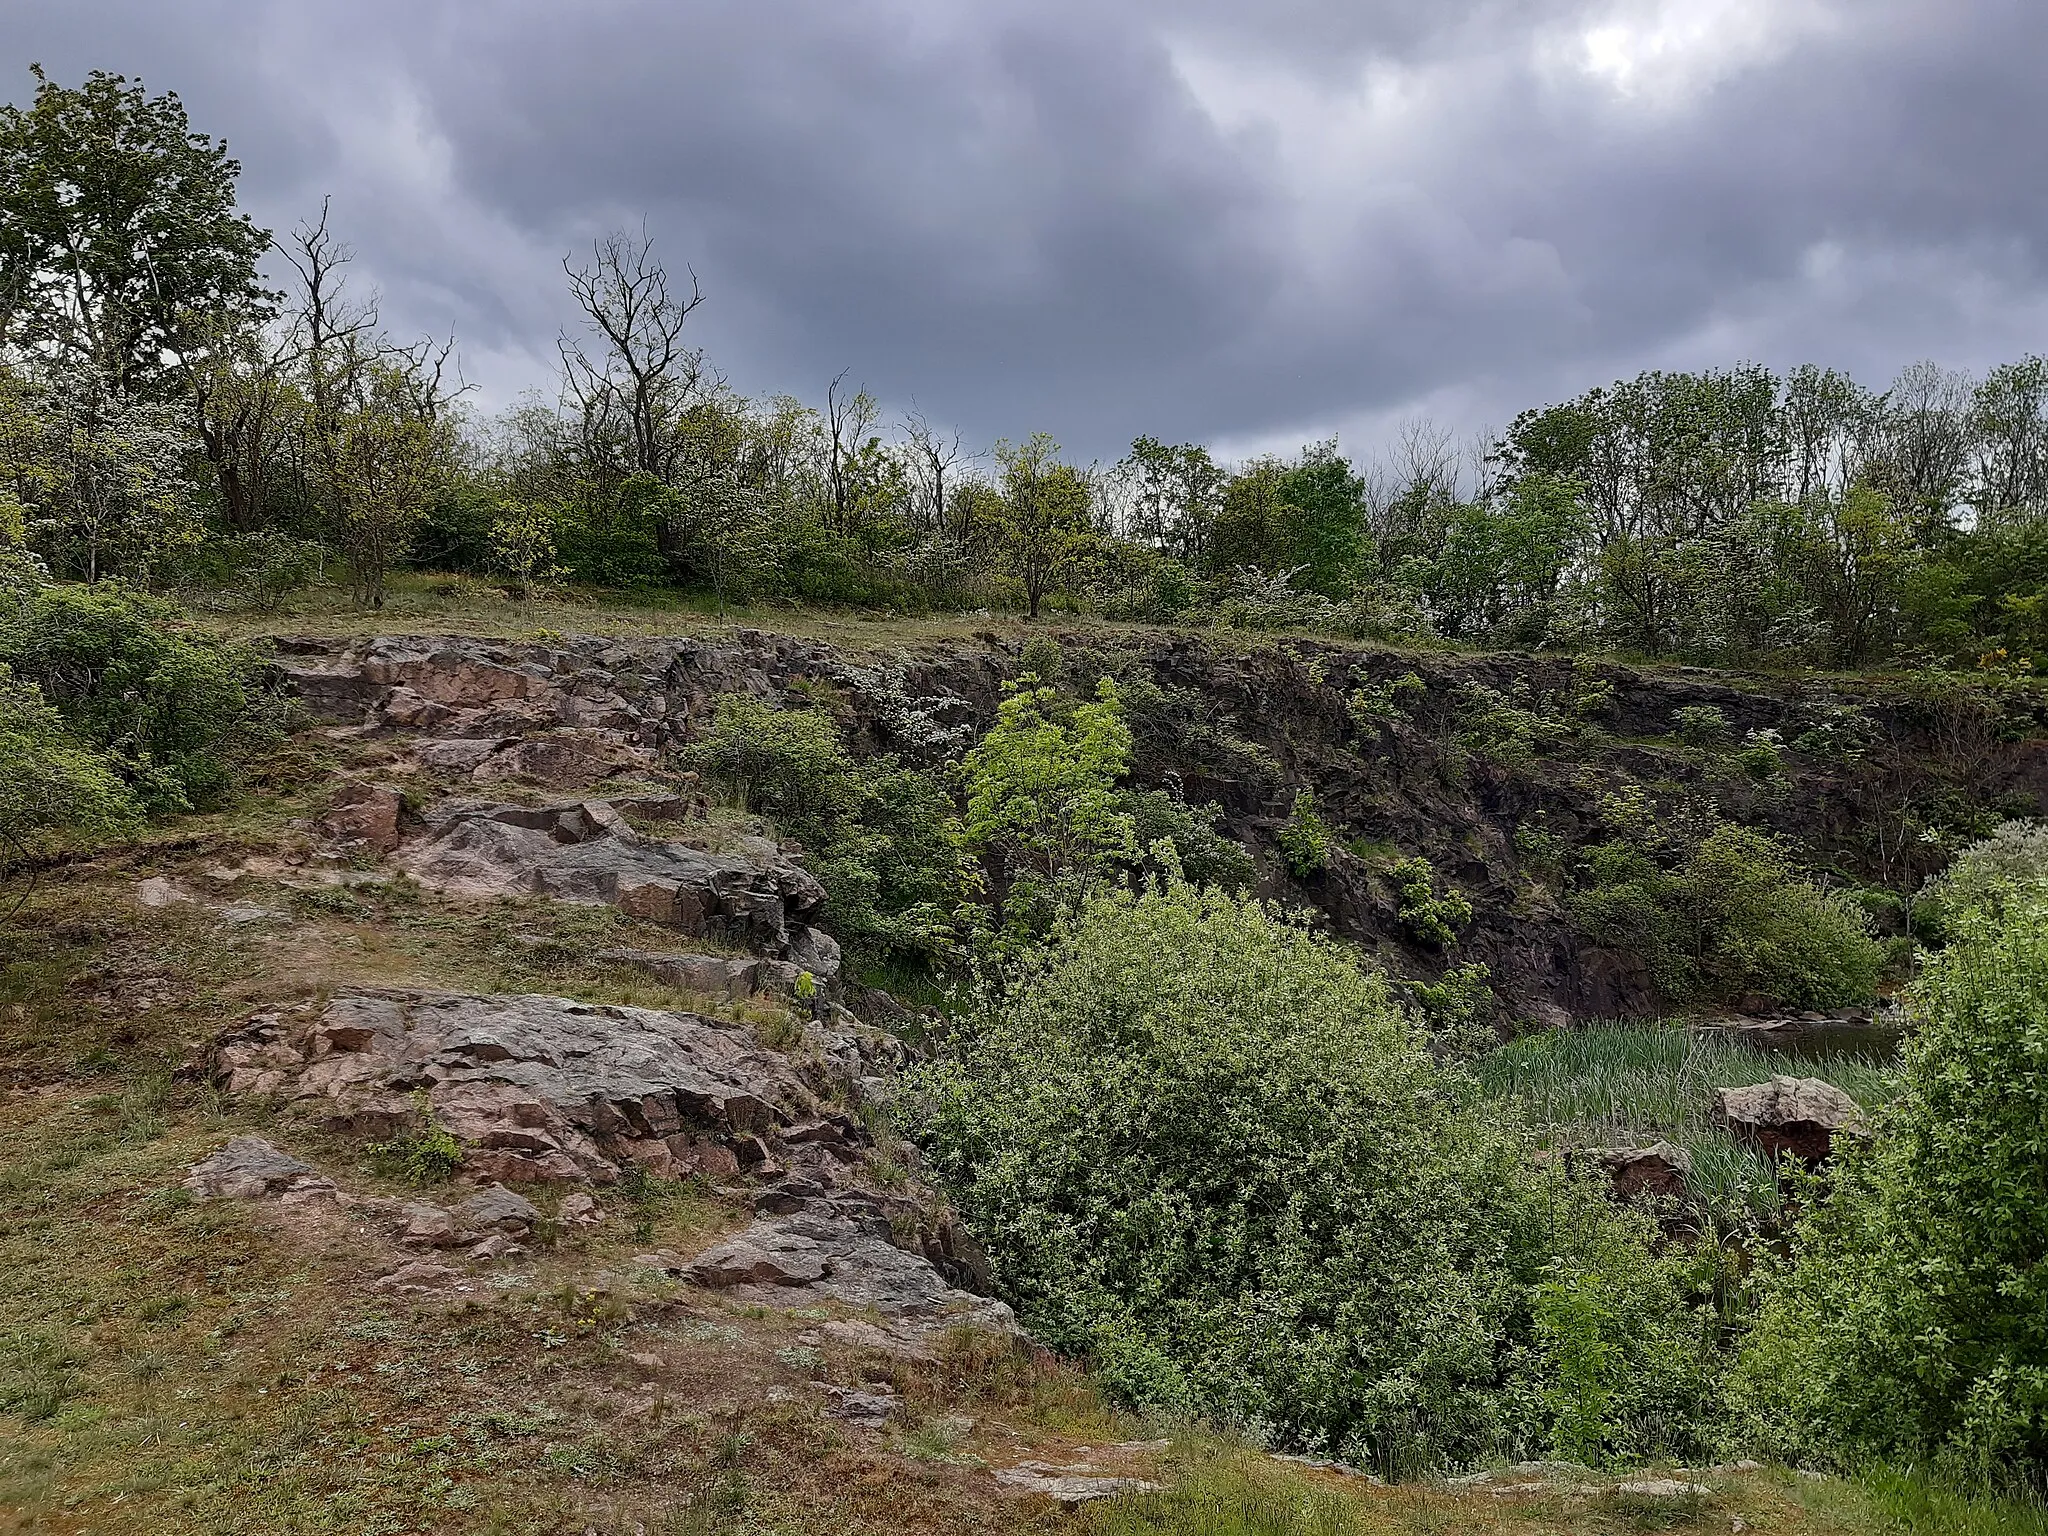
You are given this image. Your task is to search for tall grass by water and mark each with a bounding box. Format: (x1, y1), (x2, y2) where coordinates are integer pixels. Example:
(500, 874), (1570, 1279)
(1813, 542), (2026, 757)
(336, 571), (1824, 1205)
(1476, 1023), (1899, 1214)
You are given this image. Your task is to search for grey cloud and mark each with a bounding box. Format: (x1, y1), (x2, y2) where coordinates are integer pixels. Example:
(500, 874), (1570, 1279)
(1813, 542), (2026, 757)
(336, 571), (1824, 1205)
(3, 0), (2046, 460)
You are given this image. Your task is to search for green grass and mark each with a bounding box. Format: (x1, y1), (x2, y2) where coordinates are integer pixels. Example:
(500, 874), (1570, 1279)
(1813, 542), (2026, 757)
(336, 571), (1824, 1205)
(1475, 1024), (1899, 1215)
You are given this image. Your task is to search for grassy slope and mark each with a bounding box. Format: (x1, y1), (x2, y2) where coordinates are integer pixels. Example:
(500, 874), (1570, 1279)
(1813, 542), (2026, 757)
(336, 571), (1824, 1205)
(1, 588), (2037, 1534)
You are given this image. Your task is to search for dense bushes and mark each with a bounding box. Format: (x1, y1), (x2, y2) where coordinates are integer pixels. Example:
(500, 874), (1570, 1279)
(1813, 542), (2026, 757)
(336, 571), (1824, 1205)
(0, 581), (279, 814)
(908, 878), (1719, 1472)
(1571, 794), (1881, 1008)
(1729, 887), (2048, 1481)
(688, 694), (964, 968)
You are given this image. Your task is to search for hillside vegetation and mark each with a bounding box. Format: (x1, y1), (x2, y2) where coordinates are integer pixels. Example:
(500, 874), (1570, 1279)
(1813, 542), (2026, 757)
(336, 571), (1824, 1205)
(2, 61), (2048, 1536)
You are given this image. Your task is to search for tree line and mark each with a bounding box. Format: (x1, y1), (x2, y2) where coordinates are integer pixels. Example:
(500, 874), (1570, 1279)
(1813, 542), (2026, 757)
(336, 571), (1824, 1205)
(7, 65), (2048, 672)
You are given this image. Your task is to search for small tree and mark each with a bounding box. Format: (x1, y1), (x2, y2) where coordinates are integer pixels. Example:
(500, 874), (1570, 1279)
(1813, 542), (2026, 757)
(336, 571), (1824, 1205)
(315, 358), (457, 608)
(993, 434), (1094, 619)
(488, 498), (562, 600)
(959, 675), (1135, 889)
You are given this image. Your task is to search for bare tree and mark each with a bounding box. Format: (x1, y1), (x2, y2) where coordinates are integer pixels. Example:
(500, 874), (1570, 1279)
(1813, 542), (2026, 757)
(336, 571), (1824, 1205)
(903, 408), (965, 536)
(823, 372), (881, 533)
(559, 227), (708, 488)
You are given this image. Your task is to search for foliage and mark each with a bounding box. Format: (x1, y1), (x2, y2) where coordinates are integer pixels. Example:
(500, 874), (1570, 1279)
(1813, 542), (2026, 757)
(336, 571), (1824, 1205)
(992, 435), (1094, 619)
(1672, 704), (1732, 747)
(488, 498), (563, 599)
(688, 693), (964, 966)
(908, 878), (1720, 1471)
(1571, 795), (1881, 1008)
(365, 1093), (465, 1186)
(0, 668), (142, 860)
(1120, 786), (1255, 892)
(959, 675), (1136, 891)
(0, 579), (279, 813)
(1276, 786), (1332, 877)
(0, 66), (273, 394)
(1407, 960), (1497, 1058)
(1729, 894), (2048, 1480)
(3, 357), (201, 582)
(1916, 819), (2048, 940)
(1345, 671), (1424, 730)
(1388, 853), (1472, 947)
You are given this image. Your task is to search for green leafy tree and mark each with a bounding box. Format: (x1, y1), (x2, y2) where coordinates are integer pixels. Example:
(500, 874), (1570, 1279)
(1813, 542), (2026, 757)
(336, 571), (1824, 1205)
(992, 434), (1094, 619)
(908, 877), (1718, 1471)
(0, 66), (272, 394)
(4, 357), (198, 582)
(1730, 889), (2048, 1479)
(487, 497), (563, 600)
(959, 675), (1136, 888)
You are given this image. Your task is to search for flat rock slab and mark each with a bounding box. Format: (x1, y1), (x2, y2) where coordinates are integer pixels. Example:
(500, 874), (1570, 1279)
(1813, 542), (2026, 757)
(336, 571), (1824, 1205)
(206, 989), (841, 1184)
(992, 1463), (1161, 1506)
(687, 1210), (1018, 1336)
(186, 1136), (334, 1200)
(395, 798), (839, 976)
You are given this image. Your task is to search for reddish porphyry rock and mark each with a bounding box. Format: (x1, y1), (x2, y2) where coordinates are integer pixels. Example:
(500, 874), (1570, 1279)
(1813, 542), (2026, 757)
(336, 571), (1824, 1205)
(1595, 1141), (1694, 1202)
(316, 781), (403, 854)
(1713, 1076), (1867, 1163)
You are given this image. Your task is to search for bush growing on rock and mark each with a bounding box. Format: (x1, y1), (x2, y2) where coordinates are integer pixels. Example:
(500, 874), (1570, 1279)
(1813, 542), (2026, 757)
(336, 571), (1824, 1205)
(1572, 796), (1880, 1009)
(689, 694), (965, 968)
(1729, 893), (2048, 1481)
(908, 877), (1720, 1472)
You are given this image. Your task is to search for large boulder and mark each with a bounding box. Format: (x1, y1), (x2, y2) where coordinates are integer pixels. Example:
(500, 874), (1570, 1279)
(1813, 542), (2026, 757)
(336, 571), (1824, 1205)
(1712, 1075), (1867, 1163)
(395, 798), (837, 974)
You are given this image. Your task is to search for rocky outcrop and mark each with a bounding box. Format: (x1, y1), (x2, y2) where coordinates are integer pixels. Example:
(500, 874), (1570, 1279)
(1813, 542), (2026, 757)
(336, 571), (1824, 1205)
(185, 1136), (335, 1200)
(197, 986), (1004, 1327)
(1713, 1076), (1867, 1163)
(204, 988), (864, 1185)
(1595, 1141), (1694, 1202)
(395, 798), (840, 975)
(316, 781), (404, 854)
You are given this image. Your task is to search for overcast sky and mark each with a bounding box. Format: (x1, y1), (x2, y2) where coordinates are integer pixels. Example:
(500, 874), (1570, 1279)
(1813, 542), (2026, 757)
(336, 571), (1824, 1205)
(6, 0), (2045, 462)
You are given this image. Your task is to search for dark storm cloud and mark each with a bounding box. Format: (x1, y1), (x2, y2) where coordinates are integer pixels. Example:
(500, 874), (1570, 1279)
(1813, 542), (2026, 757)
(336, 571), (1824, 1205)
(4, 0), (2046, 459)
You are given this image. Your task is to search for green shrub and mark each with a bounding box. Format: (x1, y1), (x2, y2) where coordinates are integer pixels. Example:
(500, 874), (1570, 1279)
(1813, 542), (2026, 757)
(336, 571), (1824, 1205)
(959, 676), (1135, 891)
(690, 694), (964, 967)
(1729, 895), (2048, 1481)
(908, 879), (1719, 1472)
(0, 669), (142, 860)
(1671, 704), (1732, 747)
(1277, 786), (1332, 877)
(1570, 799), (1880, 1009)
(0, 580), (278, 813)
(1916, 820), (2048, 941)
(1734, 728), (1785, 780)
(367, 1094), (465, 1186)
(1407, 960), (1496, 1057)
(1120, 786), (1255, 892)
(1388, 853), (1472, 947)
(1346, 671), (1424, 730)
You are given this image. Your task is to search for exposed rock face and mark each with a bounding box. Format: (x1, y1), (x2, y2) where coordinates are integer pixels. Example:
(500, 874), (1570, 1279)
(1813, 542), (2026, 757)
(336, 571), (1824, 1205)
(1713, 1076), (1867, 1163)
(395, 798), (839, 975)
(992, 1463), (1161, 1506)
(684, 1206), (1015, 1335)
(598, 946), (809, 1001)
(185, 1136), (334, 1200)
(316, 781), (404, 854)
(205, 988), (857, 1185)
(1595, 1141), (1694, 1202)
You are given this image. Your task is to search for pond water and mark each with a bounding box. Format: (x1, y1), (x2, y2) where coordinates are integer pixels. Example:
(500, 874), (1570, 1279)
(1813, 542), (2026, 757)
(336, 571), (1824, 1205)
(1696, 1020), (1903, 1065)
